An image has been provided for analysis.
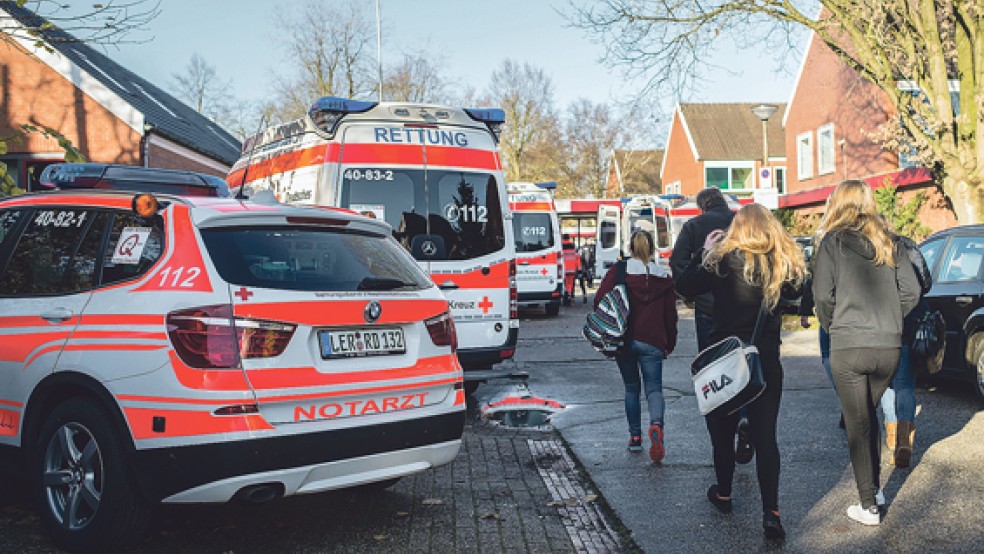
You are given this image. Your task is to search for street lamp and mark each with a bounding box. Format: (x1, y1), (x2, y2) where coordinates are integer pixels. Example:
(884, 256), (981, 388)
(751, 104), (778, 191)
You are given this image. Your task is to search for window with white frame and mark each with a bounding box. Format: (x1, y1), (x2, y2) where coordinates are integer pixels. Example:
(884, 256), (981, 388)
(797, 132), (813, 180)
(817, 124), (835, 175)
(704, 162), (755, 191)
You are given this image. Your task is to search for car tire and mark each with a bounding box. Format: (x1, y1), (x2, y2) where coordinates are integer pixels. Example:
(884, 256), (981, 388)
(975, 337), (984, 404)
(545, 301), (561, 316)
(33, 398), (152, 553)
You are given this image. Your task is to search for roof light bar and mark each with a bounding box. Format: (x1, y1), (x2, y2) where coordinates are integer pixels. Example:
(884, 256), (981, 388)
(535, 181), (557, 190)
(464, 107), (506, 144)
(308, 96), (378, 136)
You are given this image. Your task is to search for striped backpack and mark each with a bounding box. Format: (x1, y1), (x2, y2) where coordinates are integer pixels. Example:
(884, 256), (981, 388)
(582, 261), (630, 357)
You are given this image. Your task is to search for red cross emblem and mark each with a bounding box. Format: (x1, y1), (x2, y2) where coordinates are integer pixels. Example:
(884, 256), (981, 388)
(540, 267), (549, 276)
(478, 296), (494, 314)
(234, 287), (253, 301)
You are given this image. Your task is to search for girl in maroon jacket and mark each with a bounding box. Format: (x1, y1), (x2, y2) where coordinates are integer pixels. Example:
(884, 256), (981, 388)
(594, 230), (678, 462)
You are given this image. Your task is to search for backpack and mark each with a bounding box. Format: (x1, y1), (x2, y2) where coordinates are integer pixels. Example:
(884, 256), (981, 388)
(582, 261), (630, 357)
(911, 308), (946, 374)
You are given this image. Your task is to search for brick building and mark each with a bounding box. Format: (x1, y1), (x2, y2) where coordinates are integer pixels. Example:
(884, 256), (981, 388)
(604, 149), (663, 197)
(780, 30), (956, 233)
(0, 3), (240, 192)
(659, 103), (786, 202)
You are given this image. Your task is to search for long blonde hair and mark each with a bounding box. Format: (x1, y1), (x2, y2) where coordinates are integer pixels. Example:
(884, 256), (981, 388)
(629, 230), (655, 264)
(702, 203), (806, 310)
(816, 180), (896, 266)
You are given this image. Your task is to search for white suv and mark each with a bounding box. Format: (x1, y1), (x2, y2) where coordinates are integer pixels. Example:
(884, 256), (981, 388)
(0, 189), (465, 551)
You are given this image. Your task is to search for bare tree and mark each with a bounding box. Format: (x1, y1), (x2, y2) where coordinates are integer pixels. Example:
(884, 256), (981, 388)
(170, 53), (234, 122)
(382, 51), (451, 104)
(487, 60), (563, 183)
(570, 1), (980, 223)
(559, 99), (635, 197)
(267, 1), (376, 123)
(0, 0), (160, 47)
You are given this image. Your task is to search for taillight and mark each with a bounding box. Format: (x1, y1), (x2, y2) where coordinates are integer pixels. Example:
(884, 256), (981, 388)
(167, 305), (296, 369)
(236, 319), (296, 359)
(557, 258), (564, 280)
(425, 311), (457, 350)
(509, 259), (518, 320)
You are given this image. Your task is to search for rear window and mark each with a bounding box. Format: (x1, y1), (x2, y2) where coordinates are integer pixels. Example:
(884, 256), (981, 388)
(340, 169), (506, 261)
(201, 227), (431, 292)
(513, 212), (554, 252)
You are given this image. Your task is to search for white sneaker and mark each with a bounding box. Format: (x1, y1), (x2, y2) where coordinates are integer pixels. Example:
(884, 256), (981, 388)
(847, 503), (881, 526)
(875, 490), (885, 508)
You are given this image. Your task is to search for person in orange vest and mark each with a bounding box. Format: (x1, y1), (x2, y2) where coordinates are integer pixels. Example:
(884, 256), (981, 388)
(562, 234), (581, 306)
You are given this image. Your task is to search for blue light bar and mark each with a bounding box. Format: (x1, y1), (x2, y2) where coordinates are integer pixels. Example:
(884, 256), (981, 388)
(464, 108), (506, 124)
(535, 181), (557, 190)
(308, 96), (378, 116)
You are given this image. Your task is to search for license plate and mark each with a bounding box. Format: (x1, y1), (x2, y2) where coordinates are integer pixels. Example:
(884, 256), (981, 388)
(319, 328), (405, 359)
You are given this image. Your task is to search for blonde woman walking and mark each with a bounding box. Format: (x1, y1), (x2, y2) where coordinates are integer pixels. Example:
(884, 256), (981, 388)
(676, 203), (805, 540)
(812, 180), (920, 526)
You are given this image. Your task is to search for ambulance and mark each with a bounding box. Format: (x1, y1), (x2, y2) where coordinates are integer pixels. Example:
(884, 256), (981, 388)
(507, 181), (563, 316)
(0, 188), (465, 551)
(594, 195), (674, 276)
(226, 97), (518, 386)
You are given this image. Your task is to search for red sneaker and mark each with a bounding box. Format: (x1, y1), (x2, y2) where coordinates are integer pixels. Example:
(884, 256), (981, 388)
(648, 424), (665, 463)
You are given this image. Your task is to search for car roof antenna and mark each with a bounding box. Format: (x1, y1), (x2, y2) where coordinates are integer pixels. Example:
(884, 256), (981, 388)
(235, 114), (269, 201)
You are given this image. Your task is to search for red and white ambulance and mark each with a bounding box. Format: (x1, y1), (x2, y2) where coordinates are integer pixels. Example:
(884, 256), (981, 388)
(226, 98), (518, 384)
(0, 188), (465, 551)
(507, 182), (563, 316)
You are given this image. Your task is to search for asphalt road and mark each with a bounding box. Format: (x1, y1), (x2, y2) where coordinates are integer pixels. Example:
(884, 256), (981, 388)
(477, 296), (984, 553)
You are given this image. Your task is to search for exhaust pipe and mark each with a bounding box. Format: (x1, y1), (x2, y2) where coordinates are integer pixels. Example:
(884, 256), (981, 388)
(234, 483), (284, 504)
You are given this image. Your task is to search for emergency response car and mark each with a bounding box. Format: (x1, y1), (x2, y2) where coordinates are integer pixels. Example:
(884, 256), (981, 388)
(507, 181), (563, 315)
(0, 189), (465, 551)
(226, 97), (518, 387)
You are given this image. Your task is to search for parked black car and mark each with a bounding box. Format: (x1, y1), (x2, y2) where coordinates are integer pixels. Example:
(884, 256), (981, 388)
(919, 225), (984, 402)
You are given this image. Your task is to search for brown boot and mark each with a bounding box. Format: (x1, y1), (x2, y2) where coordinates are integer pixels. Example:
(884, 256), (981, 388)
(895, 421), (914, 468)
(885, 421), (898, 452)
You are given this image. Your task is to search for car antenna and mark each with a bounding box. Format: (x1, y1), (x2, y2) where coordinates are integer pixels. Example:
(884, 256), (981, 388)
(235, 114), (269, 201)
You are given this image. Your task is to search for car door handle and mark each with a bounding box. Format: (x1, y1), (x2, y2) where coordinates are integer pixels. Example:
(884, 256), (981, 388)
(955, 296), (974, 306)
(439, 280), (460, 290)
(39, 308), (74, 323)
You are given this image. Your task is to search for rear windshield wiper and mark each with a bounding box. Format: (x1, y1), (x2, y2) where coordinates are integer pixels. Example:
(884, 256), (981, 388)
(357, 277), (416, 291)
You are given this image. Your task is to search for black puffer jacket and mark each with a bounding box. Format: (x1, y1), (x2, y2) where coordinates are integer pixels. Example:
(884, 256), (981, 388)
(670, 206), (735, 314)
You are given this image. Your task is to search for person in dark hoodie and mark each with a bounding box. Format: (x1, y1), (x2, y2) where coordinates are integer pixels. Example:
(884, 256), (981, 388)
(676, 203), (805, 541)
(671, 188), (755, 464)
(595, 230), (678, 463)
(812, 180), (920, 527)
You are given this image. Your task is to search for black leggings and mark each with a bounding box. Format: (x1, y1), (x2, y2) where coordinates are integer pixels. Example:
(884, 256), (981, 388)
(705, 345), (783, 513)
(830, 347), (899, 509)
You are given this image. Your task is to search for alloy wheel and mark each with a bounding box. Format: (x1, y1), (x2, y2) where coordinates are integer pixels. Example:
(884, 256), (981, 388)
(42, 422), (103, 531)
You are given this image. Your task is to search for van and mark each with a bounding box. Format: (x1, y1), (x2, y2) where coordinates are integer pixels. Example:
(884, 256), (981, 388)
(227, 98), (518, 388)
(507, 182), (563, 315)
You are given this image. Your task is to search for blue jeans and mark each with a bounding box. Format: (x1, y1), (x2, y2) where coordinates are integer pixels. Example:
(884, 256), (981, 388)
(880, 344), (915, 422)
(615, 340), (665, 436)
(819, 327), (833, 388)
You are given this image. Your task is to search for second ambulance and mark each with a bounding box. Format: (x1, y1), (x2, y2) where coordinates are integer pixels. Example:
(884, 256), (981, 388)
(227, 98), (518, 387)
(507, 182), (563, 316)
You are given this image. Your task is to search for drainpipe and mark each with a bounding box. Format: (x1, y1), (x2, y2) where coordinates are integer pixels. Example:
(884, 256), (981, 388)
(140, 123), (154, 167)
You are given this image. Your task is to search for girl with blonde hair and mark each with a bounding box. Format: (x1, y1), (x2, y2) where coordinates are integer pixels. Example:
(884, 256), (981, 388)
(594, 230), (678, 463)
(677, 202), (806, 541)
(812, 180), (920, 526)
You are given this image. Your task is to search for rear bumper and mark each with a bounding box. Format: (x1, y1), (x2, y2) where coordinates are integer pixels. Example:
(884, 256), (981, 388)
(132, 410), (466, 503)
(518, 289), (561, 304)
(457, 327), (519, 369)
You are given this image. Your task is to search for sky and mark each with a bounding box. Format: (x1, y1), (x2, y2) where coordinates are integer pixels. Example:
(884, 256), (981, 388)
(101, 0), (797, 138)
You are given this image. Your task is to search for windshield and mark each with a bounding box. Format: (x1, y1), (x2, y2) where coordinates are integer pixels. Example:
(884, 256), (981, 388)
(340, 168), (506, 261)
(201, 227), (431, 292)
(513, 212), (555, 252)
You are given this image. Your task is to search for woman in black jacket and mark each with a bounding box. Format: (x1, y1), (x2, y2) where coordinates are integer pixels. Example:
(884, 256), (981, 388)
(812, 180), (920, 526)
(676, 203), (805, 540)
